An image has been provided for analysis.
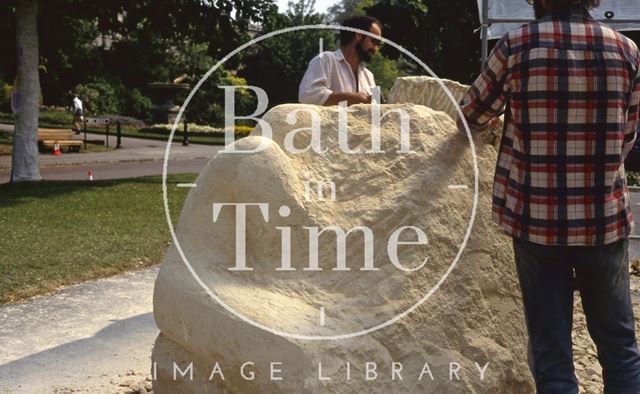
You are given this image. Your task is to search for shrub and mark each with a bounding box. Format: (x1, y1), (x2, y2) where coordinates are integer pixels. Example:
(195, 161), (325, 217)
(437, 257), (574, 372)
(627, 171), (640, 186)
(123, 88), (152, 122)
(73, 80), (155, 122)
(99, 115), (146, 129)
(39, 108), (72, 126)
(185, 69), (257, 127)
(0, 83), (12, 112)
(74, 80), (121, 115)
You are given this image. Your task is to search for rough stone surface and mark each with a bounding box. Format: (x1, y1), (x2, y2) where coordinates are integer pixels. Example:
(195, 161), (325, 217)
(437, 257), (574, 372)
(152, 99), (533, 393)
(388, 76), (470, 120)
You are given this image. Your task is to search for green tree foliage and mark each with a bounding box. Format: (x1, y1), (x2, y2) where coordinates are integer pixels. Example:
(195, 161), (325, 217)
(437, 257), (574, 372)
(186, 69), (257, 127)
(0, 2), (16, 85)
(40, 0), (276, 59)
(1, 0), (279, 182)
(0, 83), (12, 112)
(239, 0), (337, 106)
(37, 16), (103, 106)
(369, 0), (486, 83)
(74, 80), (120, 115)
(0, 0), (277, 116)
(122, 88), (153, 121)
(331, 0), (483, 84)
(366, 53), (411, 99)
(327, 0), (376, 22)
(72, 79), (152, 120)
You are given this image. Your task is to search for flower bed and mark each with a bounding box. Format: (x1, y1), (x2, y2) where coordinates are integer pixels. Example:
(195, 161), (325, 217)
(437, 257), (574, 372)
(139, 123), (253, 138)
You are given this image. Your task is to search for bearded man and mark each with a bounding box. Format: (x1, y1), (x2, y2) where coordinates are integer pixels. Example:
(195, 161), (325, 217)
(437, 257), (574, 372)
(298, 16), (382, 106)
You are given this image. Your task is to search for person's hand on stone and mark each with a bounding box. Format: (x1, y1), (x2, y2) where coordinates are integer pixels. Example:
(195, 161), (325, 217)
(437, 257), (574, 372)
(474, 116), (504, 148)
(456, 114), (503, 148)
(353, 92), (372, 104)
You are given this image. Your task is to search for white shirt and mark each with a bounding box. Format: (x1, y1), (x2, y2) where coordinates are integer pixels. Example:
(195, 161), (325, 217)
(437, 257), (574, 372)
(73, 97), (83, 111)
(298, 49), (376, 105)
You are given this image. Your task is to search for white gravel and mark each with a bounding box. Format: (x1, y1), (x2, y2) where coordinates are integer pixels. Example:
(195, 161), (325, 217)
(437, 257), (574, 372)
(0, 267), (159, 393)
(1, 263), (639, 393)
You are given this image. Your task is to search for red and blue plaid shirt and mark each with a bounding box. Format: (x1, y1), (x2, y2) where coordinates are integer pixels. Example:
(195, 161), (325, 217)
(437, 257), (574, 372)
(460, 7), (640, 246)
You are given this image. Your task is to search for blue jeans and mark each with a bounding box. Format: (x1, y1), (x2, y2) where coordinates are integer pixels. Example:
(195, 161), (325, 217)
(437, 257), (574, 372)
(513, 237), (640, 394)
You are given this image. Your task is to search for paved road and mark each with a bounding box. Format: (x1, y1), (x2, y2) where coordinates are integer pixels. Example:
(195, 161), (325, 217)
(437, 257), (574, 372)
(0, 157), (210, 183)
(0, 123), (221, 182)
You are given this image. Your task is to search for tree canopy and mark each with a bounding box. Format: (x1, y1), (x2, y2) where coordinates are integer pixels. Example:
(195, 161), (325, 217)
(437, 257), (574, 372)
(239, 0), (336, 106)
(4, 0), (639, 181)
(1, 0), (277, 113)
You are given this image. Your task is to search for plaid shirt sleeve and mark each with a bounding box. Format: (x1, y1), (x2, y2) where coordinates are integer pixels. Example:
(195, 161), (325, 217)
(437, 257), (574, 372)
(459, 36), (509, 131)
(623, 62), (640, 159)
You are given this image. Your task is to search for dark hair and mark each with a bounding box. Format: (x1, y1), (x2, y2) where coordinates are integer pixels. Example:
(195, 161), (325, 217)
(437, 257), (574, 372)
(547, 0), (601, 11)
(339, 16), (381, 46)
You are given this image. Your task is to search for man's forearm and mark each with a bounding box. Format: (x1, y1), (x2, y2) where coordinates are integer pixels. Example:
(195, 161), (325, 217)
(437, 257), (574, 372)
(324, 92), (370, 106)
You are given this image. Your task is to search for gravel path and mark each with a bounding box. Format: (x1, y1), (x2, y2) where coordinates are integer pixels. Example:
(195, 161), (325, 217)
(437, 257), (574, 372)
(0, 123), (219, 170)
(1, 267), (639, 393)
(0, 268), (159, 393)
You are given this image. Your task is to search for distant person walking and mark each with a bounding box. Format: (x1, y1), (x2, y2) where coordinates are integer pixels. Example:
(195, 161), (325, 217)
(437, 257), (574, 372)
(72, 95), (83, 133)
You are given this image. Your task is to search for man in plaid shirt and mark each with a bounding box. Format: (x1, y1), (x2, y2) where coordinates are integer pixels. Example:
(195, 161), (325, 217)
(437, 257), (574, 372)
(459, 0), (640, 392)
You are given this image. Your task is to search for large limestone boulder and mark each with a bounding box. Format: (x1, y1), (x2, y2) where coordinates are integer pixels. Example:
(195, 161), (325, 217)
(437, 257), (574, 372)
(388, 76), (470, 120)
(389, 76), (503, 150)
(152, 101), (533, 393)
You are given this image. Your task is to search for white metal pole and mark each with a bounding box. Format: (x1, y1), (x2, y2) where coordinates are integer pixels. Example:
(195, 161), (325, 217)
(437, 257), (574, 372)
(481, 0), (489, 68)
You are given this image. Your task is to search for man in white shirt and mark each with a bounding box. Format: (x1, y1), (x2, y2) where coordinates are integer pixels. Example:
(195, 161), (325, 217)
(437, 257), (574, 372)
(299, 16), (382, 106)
(72, 95), (84, 133)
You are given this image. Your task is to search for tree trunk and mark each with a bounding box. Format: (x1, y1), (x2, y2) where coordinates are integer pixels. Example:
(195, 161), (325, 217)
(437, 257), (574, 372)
(11, 0), (41, 182)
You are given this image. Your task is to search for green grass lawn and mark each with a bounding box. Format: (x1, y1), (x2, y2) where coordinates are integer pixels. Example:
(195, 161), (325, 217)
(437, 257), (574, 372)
(0, 174), (196, 303)
(0, 109), (73, 127)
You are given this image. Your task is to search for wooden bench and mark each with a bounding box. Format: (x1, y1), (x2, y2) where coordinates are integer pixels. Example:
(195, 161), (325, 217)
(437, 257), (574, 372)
(40, 139), (83, 153)
(37, 129), (82, 153)
(37, 129), (74, 141)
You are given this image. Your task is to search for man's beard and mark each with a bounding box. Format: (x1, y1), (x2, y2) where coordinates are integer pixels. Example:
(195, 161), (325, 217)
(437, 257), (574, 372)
(356, 38), (374, 62)
(534, 0), (546, 19)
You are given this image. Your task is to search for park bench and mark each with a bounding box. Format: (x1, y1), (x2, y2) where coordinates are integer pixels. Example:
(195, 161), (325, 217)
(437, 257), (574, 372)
(37, 129), (82, 153)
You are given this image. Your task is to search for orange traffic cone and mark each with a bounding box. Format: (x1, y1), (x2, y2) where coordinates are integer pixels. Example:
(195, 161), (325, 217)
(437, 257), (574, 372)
(52, 141), (61, 156)
(88, 169), (93, 181)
